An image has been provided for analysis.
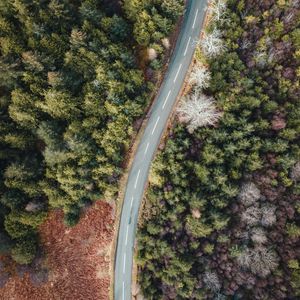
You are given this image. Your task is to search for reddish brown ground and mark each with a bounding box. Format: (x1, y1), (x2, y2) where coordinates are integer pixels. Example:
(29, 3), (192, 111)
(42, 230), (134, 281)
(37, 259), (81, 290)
(0, 200), (115, 300)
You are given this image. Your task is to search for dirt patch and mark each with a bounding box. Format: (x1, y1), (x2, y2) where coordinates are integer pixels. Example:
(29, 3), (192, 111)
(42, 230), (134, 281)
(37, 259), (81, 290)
(0, 200), (115, 300)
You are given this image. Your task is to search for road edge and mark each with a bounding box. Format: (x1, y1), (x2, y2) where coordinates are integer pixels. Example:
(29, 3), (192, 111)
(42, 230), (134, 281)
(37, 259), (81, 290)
(108, 11), (186, 300)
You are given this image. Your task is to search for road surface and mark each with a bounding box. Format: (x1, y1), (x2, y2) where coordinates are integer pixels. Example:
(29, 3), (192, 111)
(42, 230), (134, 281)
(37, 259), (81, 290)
(114, 1), (208, 299)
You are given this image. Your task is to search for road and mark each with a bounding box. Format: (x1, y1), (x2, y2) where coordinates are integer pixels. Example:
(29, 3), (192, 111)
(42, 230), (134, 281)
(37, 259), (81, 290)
(114, 1), (208, 299)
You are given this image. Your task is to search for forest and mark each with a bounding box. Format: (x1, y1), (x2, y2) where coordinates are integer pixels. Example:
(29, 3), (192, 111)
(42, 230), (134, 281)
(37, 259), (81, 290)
(0, 0), (184, 265)
(137, 0), (300, 299)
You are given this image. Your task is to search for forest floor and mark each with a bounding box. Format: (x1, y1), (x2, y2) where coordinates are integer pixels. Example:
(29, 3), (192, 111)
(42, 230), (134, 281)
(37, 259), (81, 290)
(0, 200), (115, 300)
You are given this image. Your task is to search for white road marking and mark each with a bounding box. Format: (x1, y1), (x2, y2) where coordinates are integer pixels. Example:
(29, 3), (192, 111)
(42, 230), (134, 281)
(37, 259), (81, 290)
(192, 9), (199, 29)
(134, 169), (141, 189)
(162, 90), (171, 110)
(125, 225), (129, 246)
(130, 196), (134, 208)
(122, 281), (125, 300)
(123, 253), (126, 273)
(151, 116), (160, 135)
(173, 64), (182, 83)
(184, 36), (191, 56)
(144, 142), (150, 155)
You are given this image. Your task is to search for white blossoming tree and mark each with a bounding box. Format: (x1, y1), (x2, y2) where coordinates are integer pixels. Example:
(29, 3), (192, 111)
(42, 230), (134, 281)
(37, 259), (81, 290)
(201, 29), (225, 58)
(177, 92), (222, 133)
(189, 64), (211, 91)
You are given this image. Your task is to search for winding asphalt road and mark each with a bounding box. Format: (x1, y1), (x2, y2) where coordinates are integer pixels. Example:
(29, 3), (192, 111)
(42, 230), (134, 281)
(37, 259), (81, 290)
(114, 1), (207, 299)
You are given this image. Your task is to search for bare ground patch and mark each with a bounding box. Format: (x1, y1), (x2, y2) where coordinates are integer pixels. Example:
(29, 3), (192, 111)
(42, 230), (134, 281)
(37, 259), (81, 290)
(0, 200), (115, 300)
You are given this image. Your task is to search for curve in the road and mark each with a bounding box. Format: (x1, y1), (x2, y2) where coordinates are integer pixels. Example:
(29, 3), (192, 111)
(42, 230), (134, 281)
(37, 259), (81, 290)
(114, 1), (208, 299)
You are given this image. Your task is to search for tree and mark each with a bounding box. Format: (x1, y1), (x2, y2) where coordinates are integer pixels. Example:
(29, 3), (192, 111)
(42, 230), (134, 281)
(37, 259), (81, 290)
(101, 15), (130, 42)
(241, 206), (261, 226)
(189, 63), (211, 91)
(0, 190), (27, 210)
(260, 204), (276, 227)
(208, 0), (227, 22)
(4, 214), (34, 239)
(11, 236), (37, 264)
(161, 0), (184, 22)
(203, 271), (221, 292)
(250, 227), (267, 244)
(237, 246), (279, 277)
(9, 89), (39, 128)
(201, 29), (225, 58)
(177, 92), (222, 133)
(37, 89), (81, 120)
(291, 161), (300, 182)
(238, 182), (261, 206)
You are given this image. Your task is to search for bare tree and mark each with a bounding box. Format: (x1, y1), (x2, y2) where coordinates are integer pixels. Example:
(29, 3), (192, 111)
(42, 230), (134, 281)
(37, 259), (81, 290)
(237, 247), (252, 269)
(240, 38), (251, 50)
(208, 0), (227, 22)
(201, 29), (225, 58)
(189, 64), (211, 91)
(291, 161), (300, 182)
(250, 247), (279, 277)
(250, 227), (267, 244)
(238, 182), (261, 207)
(25, 201), (43, 212)
(292, 0), (300, 8)
(283, 11), (294, 23)
(161, 38), (170, 49)
(254, 50), (268, 67)
(203, 271), (221, 292)
(241, 206), (261, 226)
(237, 246), (279, 277)
(177, 92), (222, 133)
(261, 204), (276, 227)
(147, 48), (157, 61)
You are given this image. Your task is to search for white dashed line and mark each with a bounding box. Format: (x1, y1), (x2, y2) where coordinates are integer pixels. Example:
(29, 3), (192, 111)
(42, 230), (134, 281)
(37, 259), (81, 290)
(125, 226), (129, 246)
(192, 9), (199, 29)
(122, 281), (125, 300)
(184, 36), (191, 56)
(123, 253), (126, 273)
(130, 196), (134, 208)
(151, 116), (160, 135)
(134, 169), (141, 189)
(162, 90), (171, 110)
(144, 142), (150, 155)
(173, 64), (182, 83)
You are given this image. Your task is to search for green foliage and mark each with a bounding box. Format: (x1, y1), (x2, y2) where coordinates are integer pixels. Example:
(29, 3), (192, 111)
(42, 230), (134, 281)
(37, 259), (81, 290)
(4, 215), (34, 239)
(0, 0), (183, 265)
(123, 0), (184, 61)
(286, 223), (300, 238)
(11, 236), (37, 265)
(137, 0), (300, 298)
(0, 232), (13, 255)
